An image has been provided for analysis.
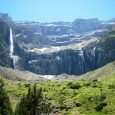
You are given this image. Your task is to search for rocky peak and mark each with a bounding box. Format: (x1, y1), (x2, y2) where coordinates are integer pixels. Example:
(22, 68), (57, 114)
(0, 12), (13, 24)
(72, 18), (101, 34)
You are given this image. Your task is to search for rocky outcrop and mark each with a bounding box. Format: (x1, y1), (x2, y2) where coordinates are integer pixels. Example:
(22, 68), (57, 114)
(40, 23), (73, 36)
(24, 47), (96, 75)
(0, 12), (12, 24)
(73, 18), (101, 34)
(1, 14), (115, 76)
(10, 48), (96, 76)
(13, 27), (115, 75)
(13, 18), (115, 49)
(96, 27), (115, 67)
(0, 11), (115, 77)
(13, 23), (50, 46)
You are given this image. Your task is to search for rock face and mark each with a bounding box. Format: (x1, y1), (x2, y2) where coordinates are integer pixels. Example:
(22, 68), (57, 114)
(0, 20), (12, 67)
(0, 13), (115, 76)
(14, 28), (115, 75)
(12, 18), (115, 75)
(12, 28), (115, 75)
(26, 49), (91, 75)
(40, 22), (73, 36)
(0, 13), (12, 24)
(73, 18), (101, 34)
(96, 27), (115, 67)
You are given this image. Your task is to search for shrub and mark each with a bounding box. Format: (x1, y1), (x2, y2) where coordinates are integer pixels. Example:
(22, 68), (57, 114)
(67, 82), (81, 89)
(95, 105), (103, 111)
(100, 102), (107, 106)
(92, 89), (106, 103)
(58, 93), (66, 108)
(95, 102), (107, 111)
(92, 79), (98, 82)
(75, 102), (82, 107)
(83, 82), (91, 86)
(24, 83), (31, 88)
(108, 82), (115, 89)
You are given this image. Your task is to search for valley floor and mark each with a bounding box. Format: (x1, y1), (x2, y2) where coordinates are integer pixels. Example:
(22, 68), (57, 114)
(0, 61), (115, 115)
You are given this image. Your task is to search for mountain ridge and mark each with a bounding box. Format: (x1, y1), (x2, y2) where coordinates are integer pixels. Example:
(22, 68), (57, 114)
(0, 12), (115, 76)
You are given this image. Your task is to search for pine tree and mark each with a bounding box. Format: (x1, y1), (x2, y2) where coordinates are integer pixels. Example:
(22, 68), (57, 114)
(0, 79), (13, 115)
(14, 84), (51, 115)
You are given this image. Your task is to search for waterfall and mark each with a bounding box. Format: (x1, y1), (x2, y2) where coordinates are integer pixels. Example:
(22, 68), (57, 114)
(9, 28), (20, 69)
(93, 39), (99, 58)
(93, 47), (96, 67)
(79, 48), (85, 73)
(79, 48), (84, 61)
(93, 47), (96, 57)
(93, 39), (100, 67)
(9, 28), (14, 57)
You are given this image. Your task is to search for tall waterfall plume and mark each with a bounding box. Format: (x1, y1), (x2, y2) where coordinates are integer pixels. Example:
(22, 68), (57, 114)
(9, 28), (20, 69)
(9, 28), (14, 57)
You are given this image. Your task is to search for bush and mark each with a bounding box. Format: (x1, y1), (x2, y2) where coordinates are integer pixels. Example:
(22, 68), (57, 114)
(67, 82), (81, 89)
(108, 82), (115, 89)
(24, 83), (31, 88)
(92, 79), (98, 82)
(83, 82), (91, 86)
(92, 89), (106, 103)
(100, 102), (107, 106)
(95, 102), (107, 111)
(95, 105), (103, 111)
(75, 102), (82, 107)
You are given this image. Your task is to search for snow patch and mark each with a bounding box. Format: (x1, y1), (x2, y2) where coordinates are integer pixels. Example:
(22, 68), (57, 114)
(41, 75), (54, 79)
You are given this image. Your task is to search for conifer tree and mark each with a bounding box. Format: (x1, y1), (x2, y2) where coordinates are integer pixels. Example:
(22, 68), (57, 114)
(0, 79), (13, 115)
(14, 84), (51, 115)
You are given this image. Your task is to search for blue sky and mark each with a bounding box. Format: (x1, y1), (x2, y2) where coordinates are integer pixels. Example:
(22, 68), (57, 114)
(0, 0), (115, 22)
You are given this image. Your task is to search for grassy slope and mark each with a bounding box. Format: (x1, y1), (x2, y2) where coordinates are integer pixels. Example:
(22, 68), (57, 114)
(0, 61), (115, 114)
